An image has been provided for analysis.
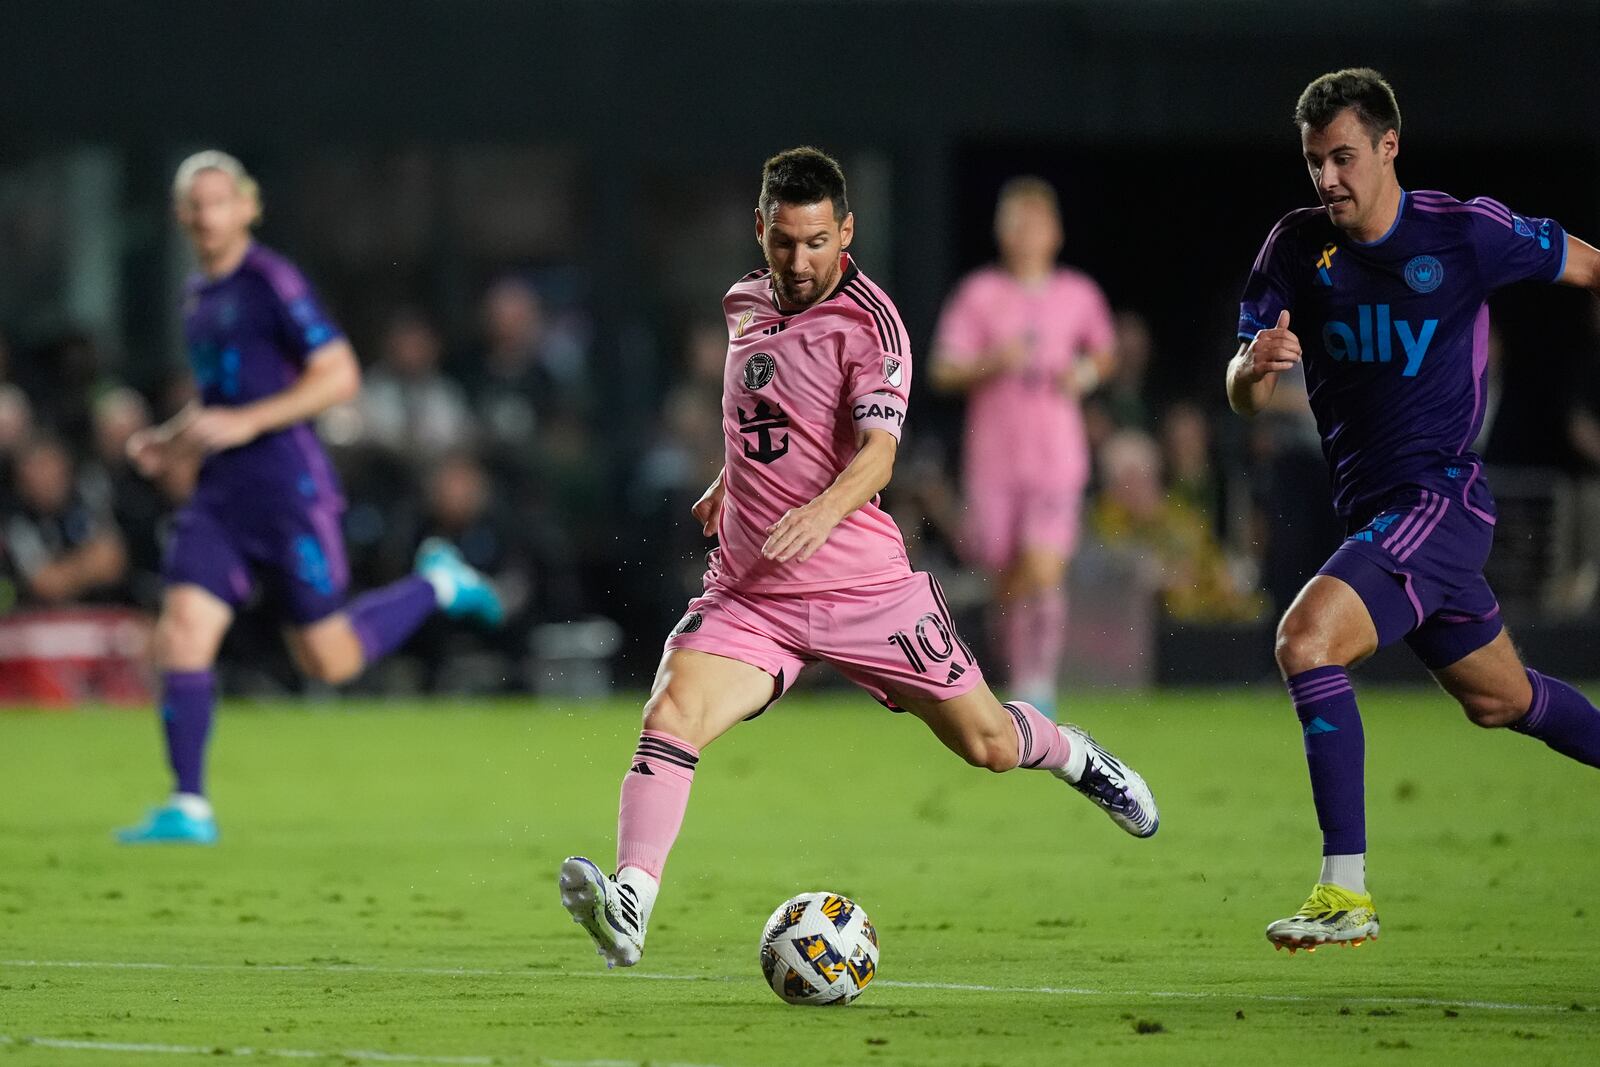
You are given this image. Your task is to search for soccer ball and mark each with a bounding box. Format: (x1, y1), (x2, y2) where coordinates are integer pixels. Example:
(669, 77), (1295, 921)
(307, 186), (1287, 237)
(758, 892), (879, 1006)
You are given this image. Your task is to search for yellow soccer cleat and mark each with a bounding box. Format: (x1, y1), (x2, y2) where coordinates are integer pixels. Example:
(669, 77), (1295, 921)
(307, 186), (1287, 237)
(1266, 882), (1379, 952)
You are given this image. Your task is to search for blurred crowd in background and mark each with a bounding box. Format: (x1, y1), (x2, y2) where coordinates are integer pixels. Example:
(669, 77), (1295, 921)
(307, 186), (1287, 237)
(4, 171), (1600, 696)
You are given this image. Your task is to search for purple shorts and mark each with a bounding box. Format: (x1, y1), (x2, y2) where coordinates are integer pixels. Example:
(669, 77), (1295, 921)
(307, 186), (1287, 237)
(1318, 466), (1502, 670)
(163, 495), (349, 626)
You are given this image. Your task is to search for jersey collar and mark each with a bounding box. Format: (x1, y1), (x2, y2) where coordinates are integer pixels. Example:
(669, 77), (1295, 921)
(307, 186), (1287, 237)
(1349, 189), (1407, 248)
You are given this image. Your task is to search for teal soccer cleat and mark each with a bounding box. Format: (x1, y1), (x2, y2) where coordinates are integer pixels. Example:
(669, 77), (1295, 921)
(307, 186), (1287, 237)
(115, 803), (219, 845)
(416, 538), (504, 626)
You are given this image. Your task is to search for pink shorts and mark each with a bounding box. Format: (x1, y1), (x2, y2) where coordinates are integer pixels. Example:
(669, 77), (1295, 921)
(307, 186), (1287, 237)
(664, 572), (985, 711)
(960, 484), (1084, 573)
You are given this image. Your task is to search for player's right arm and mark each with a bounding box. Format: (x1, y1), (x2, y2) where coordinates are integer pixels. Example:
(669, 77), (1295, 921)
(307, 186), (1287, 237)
(928, 274), (1026, 394)
(126, 402), (199, 479)
(929, 340), (1026, 393)
(1226, 309), (1301, 417)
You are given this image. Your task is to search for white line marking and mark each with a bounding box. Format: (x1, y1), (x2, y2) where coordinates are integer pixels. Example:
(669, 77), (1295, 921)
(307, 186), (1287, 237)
(0, 1035), (732, 1067)
(0, 957), (1576, 1014)
(0, 1034), (493, 1064)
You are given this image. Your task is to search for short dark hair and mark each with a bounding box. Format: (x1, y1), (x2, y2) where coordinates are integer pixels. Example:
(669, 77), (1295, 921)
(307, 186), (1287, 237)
(759, 146), (848, 223)
(1294, 68), (1401, 145)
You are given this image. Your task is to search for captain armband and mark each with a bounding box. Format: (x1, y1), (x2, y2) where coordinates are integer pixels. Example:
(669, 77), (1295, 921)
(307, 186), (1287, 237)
(850, 391), (907, 438)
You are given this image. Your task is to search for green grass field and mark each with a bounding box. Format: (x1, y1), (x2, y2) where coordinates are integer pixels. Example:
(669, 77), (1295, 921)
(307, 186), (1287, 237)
(2, 687), (1598, 1066)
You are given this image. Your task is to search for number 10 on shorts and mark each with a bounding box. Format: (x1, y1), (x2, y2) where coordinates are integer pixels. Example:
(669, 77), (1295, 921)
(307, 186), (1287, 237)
(887, 613), (959, 675)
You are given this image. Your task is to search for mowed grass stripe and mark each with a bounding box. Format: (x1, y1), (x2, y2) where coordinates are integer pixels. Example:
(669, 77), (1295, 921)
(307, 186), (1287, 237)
(0, 957), (1574, 1013)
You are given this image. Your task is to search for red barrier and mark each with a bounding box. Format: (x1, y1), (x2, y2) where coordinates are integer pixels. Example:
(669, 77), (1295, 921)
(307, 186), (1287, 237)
(0, 608), (155, 707)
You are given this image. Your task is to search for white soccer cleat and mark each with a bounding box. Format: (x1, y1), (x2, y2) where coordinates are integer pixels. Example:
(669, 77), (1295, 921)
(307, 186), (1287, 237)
(1054, 724), (1159, 838)
(558, 856), (653, 968)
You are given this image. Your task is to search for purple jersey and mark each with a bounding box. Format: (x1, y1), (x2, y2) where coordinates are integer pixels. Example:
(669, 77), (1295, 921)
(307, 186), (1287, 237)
(1239, 190), (1568, 519)
(182, 243), (344, 508)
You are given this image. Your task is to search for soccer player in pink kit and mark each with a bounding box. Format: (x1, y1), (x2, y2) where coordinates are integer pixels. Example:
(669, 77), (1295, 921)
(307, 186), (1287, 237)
(931, 178), (1115, 716)
(559, 148), (1157, 969)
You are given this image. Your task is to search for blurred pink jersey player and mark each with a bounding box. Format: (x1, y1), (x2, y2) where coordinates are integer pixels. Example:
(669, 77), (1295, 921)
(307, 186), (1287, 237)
(558, 148), (1156, 973)
(932, 177), (1115, 716)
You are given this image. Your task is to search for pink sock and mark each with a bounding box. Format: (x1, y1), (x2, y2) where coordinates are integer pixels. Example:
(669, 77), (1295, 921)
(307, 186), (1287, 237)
(616, 729), (699, 879)
(1004, 700), (1071, 771)
(1030, 589), (1068, 694)
(1000, 595), (1045, 692)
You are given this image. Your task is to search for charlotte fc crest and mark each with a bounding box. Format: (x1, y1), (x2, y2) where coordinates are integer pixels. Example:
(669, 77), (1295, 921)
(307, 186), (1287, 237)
(1404, 255), (1444, 294)
(743, 352), (776, 390)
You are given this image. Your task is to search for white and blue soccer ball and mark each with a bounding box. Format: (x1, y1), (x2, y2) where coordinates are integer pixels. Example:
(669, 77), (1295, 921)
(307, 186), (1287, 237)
(758, 891), (879, 1006)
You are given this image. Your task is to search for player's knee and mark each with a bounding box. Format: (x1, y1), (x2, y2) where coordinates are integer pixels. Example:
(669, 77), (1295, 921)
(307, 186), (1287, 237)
(1460, 692), (1526, 729)
(642, 689), (698, 739)
(960, 729), (1019, 773)
(1274, 612), (1332, 676)
(153, 610), (219, 670)
(300, 650), (360, 686)
(1025, 560), (1066, 594)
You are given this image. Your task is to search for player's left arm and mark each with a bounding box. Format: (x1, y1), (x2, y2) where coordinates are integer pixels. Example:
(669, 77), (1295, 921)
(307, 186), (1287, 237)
(1556, 233), (1600, 295)
(179, 339), (362, 453)
(1059, 279), (1117, 396)
(1062, 344), (1115, 396)
(761, 429), (898, 564)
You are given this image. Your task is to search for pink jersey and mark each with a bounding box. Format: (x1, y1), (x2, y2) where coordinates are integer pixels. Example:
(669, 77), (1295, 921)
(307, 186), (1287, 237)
(709, 254), (913, 594)
(934, 265), (1114, 490)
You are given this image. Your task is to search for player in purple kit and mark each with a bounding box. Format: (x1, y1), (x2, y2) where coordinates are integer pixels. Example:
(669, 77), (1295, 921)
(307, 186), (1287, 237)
(1228, 70), (1600, 949)
(115, 151), (502, 845)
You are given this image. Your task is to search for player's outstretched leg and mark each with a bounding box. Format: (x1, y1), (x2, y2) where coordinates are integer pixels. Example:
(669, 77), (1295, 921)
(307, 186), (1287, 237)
(1507, 669), (1600, 766)
(1051, 718), (1158, 837)
(901, 684), (1158, 837)
(413, 538), (503, 626)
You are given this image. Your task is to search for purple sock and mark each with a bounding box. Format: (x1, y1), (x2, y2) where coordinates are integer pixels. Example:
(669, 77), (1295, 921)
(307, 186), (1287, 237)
(1286, 666), (1366, 855)
(162, 670), (215, 796)
(1512, 670), (1600, 767)
(347, 575), (438, 665)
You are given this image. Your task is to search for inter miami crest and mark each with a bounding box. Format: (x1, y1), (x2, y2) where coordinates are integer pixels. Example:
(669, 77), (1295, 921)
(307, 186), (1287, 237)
(672, 611), (704, 636)
(743, 352), (776, 390)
